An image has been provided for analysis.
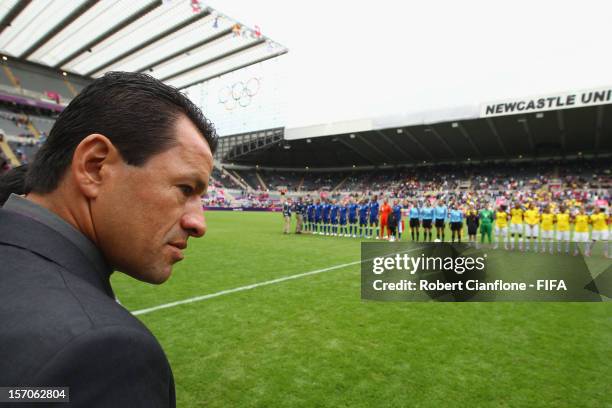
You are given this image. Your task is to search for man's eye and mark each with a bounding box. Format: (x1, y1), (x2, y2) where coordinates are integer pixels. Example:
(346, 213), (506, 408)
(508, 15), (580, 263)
(179, 185), (194, 195)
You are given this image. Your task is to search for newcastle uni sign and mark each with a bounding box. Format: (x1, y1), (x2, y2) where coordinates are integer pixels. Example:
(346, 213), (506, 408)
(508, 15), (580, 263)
(480, 86), (612, 117)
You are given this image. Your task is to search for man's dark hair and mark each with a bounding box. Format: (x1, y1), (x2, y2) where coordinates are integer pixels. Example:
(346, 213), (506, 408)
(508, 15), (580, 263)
(0, 165), (28, 205)
(27, 71), (217, 193)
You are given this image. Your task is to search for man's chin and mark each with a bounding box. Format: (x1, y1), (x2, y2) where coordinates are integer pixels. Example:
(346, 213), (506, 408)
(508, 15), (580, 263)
(150, 266), (173, 285)
(123, 265), (173, 285)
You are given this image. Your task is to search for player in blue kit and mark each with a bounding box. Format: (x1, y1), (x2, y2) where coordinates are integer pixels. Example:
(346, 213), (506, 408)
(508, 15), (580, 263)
(322, 199), (331, 235)
(339, 199), (348, 236)
(434, 199), (448, 242)
(358, 198), (369, 238)
(392, 199), (403, 240)
(310, 199), (316, 234)
(369, 195), (380, 239)
(420, 199), (434, 241)
(302, 201), (310, 231)
(408, 199), (421, 241)
(348, 196), (358, 237)
(330, 199), (339, 236)
(306, 200), (315, 233)
(314, 198), (323, 234)
(449, 204), (464, 243)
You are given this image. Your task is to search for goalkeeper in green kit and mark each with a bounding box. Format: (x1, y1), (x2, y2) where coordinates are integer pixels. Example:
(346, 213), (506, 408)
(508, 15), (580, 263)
(479, 203), (494, 247)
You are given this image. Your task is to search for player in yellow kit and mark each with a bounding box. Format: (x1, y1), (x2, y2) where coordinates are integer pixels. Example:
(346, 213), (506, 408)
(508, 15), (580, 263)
(493, 204), (509, 250)
(509, 202), (524, 251)
(573, 206), (590, 256)
(523, 202), (540, 252)
(540, 205), (555, 254)
(589, 206), (609, 257)
(555, 205), (571, 254)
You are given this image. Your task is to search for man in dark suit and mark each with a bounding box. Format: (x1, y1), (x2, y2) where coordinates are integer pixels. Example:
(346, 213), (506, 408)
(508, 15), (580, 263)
(0, 72), (217, 407)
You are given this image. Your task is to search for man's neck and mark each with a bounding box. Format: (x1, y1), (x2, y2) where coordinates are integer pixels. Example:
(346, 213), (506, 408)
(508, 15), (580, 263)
(26, 191), (97, 247)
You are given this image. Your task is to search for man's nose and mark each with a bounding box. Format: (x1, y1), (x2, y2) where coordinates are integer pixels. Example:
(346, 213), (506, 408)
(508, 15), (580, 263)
(182, 204), (206, 238)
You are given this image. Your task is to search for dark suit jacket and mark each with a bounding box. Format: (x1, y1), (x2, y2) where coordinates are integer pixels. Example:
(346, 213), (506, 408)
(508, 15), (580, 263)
(0, 209), (175, 407)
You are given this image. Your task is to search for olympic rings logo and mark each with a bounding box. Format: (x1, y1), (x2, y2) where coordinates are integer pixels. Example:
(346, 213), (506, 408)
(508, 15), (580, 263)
(218, 77), (260, 110)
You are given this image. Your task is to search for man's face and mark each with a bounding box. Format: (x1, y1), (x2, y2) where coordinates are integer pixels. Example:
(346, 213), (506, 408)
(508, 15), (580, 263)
(93, 116), (213, 284)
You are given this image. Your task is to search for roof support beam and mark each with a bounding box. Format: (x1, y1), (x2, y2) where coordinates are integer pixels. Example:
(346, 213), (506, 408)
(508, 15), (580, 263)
(556, 111), (566, 152)
(595, 105), (604, 149)
(427, 126), (457, 158)
(375, 130), (414, 161)
(137, 27), (232, 73)
(21, 0), (98, 59)
(337, 138), (377, 165)
(404, 128), (434, 160)
(519, 119), (535, 153)
(0, 0), (31, 37)
(486, 118), (508, 156)
(54, 0), (162, 69)
(85, 9), (211, 76)
(177, 49), (287, 89)
(358, 134), (394, 163)
(223, 130), (282, 161)
(457, 124), (482, 157)
(161, 38), (264, 82)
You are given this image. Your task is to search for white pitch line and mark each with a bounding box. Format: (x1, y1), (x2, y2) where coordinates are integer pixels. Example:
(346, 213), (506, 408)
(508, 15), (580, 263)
(132, 245), (425, 316)
(132, 259), (362, 316)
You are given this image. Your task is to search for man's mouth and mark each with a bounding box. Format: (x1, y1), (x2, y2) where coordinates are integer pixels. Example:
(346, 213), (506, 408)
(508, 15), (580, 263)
(169, 241), (187, 250)
(167, 241), (187, 261)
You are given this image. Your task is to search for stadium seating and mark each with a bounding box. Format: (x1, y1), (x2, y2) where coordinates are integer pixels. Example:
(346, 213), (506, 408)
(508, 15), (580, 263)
(213, 159), (611, 207)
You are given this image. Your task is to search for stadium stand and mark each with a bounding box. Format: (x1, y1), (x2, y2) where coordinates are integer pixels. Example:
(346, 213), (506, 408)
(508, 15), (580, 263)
(0, 110), (28, 136)
(219, 159), (611, 195)
(0, 59), (89, 103)
(29, 115), (55, 135)
(211, 166), (242, 190)
(233, 169), (260, 191)
(0, 2), (606, 213)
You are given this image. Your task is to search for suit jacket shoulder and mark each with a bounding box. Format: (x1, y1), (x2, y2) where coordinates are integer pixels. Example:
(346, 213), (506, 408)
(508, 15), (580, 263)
(0, 209), (175, 407)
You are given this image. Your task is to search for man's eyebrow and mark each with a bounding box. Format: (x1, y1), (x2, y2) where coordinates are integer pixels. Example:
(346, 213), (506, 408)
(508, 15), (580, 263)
(195, 178), (207, 194)
(182, 172), (208, 194)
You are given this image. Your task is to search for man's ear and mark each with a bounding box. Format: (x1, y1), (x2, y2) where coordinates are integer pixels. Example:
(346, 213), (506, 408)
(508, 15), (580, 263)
(71, 134), (121, 199)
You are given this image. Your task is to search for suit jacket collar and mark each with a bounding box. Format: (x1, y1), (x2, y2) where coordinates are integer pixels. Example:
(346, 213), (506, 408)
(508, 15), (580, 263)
(0, 209), (115, 299)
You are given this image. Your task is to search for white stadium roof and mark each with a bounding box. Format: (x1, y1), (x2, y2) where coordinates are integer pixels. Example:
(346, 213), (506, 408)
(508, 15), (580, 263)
(0, 0), (287, 89)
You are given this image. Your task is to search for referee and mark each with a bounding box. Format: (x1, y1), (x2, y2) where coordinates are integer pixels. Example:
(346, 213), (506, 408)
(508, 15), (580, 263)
(294, 197), (304, 234)
(282, 197), (292, 234)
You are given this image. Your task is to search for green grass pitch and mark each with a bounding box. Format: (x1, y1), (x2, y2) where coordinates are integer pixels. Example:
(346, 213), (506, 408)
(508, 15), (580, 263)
(111, 212), (611, 407)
